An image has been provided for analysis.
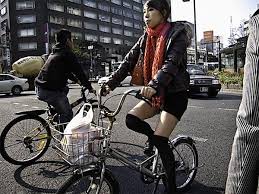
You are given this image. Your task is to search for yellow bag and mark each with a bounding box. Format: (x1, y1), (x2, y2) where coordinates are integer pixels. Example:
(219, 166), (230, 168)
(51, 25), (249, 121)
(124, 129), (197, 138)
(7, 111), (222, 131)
(12, 56), (45, 77)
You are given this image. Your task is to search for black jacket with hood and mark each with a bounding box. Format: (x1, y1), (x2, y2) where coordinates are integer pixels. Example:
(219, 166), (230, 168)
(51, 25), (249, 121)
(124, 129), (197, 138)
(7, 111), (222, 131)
(35, 44), (92, 91)
(107, 21), (193, 96)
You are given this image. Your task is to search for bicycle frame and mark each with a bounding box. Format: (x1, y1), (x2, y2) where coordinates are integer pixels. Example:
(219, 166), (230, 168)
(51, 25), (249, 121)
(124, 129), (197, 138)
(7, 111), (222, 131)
(95, 89), (166, 192)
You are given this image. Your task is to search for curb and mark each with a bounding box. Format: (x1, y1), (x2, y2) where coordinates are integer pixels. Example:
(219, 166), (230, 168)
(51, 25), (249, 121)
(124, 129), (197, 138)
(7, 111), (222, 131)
(221, 85), (242, 94)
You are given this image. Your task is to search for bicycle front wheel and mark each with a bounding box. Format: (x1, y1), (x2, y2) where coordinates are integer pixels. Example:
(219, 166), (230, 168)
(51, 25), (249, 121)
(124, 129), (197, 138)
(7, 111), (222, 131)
(173, 137), (198, 192)
(56, 169), (120, 194)
(0, 114), (51, 165)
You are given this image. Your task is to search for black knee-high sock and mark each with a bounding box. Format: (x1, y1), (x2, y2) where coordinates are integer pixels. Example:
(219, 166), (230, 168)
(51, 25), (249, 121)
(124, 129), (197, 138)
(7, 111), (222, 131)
(125, 114), (154, 138)
(152, 135), (176, 194)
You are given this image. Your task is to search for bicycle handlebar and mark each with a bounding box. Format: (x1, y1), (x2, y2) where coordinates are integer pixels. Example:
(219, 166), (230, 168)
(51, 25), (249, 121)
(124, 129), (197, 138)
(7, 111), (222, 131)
(98, 88), (151, 118)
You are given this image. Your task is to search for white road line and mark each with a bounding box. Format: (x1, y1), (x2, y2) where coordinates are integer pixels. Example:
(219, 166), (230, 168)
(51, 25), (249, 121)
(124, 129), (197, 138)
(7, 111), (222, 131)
(100, 120), (118, 125)
(22, 104), (29, 107)
(177, 134), (208, 142)
(13, 103), (20, 105)
(218, 108), (238, 111)
(188, 105), (204, 109)
(189, 105), (238, 111)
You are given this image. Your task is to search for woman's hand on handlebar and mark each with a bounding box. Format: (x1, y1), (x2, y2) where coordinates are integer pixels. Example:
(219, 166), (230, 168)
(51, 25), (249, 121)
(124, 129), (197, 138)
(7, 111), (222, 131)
(140, 86), (156, 99)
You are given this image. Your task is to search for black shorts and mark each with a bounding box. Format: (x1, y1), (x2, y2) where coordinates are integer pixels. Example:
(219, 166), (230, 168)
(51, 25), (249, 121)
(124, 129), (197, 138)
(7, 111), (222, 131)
(162, 91), (188, 121)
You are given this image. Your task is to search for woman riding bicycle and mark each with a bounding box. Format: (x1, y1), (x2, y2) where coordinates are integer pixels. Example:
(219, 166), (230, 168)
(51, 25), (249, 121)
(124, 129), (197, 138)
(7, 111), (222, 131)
(102, 0), (192, 193)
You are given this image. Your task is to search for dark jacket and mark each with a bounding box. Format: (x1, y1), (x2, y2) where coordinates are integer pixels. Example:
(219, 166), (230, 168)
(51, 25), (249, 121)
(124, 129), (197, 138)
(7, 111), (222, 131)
(35, 43), (92, 90)
(107, 21), (193, 95)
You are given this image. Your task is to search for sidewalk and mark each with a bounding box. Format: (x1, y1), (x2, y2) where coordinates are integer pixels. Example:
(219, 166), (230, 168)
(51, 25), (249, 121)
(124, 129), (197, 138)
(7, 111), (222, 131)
(220, 85), (243, 94)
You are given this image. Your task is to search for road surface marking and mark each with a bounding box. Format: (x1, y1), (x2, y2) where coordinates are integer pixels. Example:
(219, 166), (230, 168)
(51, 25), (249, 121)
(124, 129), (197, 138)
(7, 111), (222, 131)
(22, 104), (29, 107)
(189, 105), (238, 111)
(191, 136), (208, 142)
(188, 105), (204, 109)
(177, 134), (208, 142)
(218, 108), (238, 111)
(13, 103), (20, 105)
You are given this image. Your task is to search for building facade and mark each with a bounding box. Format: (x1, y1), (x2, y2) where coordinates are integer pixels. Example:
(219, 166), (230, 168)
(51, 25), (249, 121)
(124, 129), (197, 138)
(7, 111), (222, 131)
(0, 0), (145, 73)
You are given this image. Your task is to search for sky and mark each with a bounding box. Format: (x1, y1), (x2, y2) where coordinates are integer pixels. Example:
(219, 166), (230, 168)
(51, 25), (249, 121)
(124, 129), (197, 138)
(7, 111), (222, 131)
(170, 0), (258, 47)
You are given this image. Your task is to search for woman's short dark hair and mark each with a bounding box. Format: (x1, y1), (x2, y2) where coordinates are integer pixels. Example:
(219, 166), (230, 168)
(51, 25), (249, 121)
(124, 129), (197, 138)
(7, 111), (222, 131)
(145, 0), (170, 20)
(55, 29), (72, 45)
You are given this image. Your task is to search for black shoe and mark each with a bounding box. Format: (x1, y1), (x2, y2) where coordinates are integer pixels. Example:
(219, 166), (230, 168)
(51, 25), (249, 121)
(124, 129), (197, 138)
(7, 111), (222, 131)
(143, 140), (154, 156)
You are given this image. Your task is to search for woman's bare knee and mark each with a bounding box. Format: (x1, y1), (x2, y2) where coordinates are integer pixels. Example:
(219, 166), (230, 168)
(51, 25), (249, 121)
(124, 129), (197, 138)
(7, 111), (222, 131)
(128, 101), (157, 120)
(154, 111), (179, 138)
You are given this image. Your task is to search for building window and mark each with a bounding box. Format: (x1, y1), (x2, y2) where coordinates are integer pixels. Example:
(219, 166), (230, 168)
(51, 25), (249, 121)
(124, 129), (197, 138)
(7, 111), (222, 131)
(85, 34), (98, 42)
(133, 13), (142, 20)
(112, 27), (122, 35)
(112, 17), (122, 25)
(99, 25), (110, 33)
(47, 3), (64, 12)
(0, 6), (6, 16)
(84, 22), (97, 30)
(134, 32), (141, 38)
(17, 15), (36, 24)
(16, 1), (35, 10)
(83, 0), (96, 8)
(133, 5), (141, 12)
(18, 42), (37, 51)
(123, 10), (132, 18)
(67, 0), (81, 4)
(67, 18), (82, 28)
(125, 40), (134, 46)
(111, 7), (122, 15)
(122, 2), (131, 9)
(84, 11), (97, 19)
(134, 23), (142, 29)
(98, 3), (110, 12)
(100, 36), (111, 43)
(18, 28), (36, 37)
(71, 32), (83, 40)
(111, 0), (121, 5)
(67, 7), (81, 16)
(124, 30), (133, 37)
(113, 38), (122, 45)
(124, 20), (133, 27)
(50, 28), (59, 37)
(49, 15), (65, 25)
(99, 14), (110, 23)
(1, 19), (7, 30)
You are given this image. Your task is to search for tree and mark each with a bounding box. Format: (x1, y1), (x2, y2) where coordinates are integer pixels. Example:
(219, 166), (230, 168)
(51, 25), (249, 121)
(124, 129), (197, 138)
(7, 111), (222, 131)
(228, 19), (246, 45)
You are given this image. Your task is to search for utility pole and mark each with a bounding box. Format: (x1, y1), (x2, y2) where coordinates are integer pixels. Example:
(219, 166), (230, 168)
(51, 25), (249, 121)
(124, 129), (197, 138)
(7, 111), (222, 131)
(182, 0), (198, 64)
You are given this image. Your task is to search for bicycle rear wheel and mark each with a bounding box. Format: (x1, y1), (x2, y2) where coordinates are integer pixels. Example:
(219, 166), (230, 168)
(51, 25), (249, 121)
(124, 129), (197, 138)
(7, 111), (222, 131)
(0, 114), (51, 165)
(173, 137), (198, 192)
(56, 168), (120, 194)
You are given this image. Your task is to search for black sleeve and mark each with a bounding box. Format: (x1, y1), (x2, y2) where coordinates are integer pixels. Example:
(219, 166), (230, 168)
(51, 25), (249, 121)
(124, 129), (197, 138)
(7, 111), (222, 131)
(69, 52), (93, 90)
(107, 35), (143, 90)
(148, 31), (188, 95)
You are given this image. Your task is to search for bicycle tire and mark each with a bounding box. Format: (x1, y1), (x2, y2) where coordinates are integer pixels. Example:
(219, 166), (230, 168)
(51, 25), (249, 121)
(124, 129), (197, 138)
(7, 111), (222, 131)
(56, 168), (120, 194)
(0, 114), (51, 165)
(172, 137), (198, 192)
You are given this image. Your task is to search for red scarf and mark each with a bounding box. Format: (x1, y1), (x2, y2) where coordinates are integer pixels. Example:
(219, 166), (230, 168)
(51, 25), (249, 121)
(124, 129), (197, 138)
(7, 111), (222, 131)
(143, 22), (171, 109)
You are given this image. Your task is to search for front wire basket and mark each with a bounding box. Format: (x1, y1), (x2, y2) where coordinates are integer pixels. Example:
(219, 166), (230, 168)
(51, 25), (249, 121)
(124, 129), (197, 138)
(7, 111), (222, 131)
(52, 123), (109, 166)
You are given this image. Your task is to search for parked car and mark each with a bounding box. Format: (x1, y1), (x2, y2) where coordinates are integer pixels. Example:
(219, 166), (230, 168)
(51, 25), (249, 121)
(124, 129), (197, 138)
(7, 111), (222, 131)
(98, 75), (132, 86)
(187, 64), (221, 97)
(0, 74), (29, 95)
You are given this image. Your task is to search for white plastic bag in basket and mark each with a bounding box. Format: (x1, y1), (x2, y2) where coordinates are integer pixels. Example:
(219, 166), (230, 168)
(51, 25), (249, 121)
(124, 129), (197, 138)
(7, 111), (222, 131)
(61, 103), (96, 163)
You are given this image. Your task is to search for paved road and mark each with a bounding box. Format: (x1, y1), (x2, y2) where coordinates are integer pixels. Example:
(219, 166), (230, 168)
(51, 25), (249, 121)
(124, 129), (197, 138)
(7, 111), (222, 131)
(0, 84), (242, 194)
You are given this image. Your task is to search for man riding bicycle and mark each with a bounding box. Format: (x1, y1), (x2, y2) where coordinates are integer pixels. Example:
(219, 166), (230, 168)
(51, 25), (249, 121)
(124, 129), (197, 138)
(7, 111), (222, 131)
(35, 29), (94, 124)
